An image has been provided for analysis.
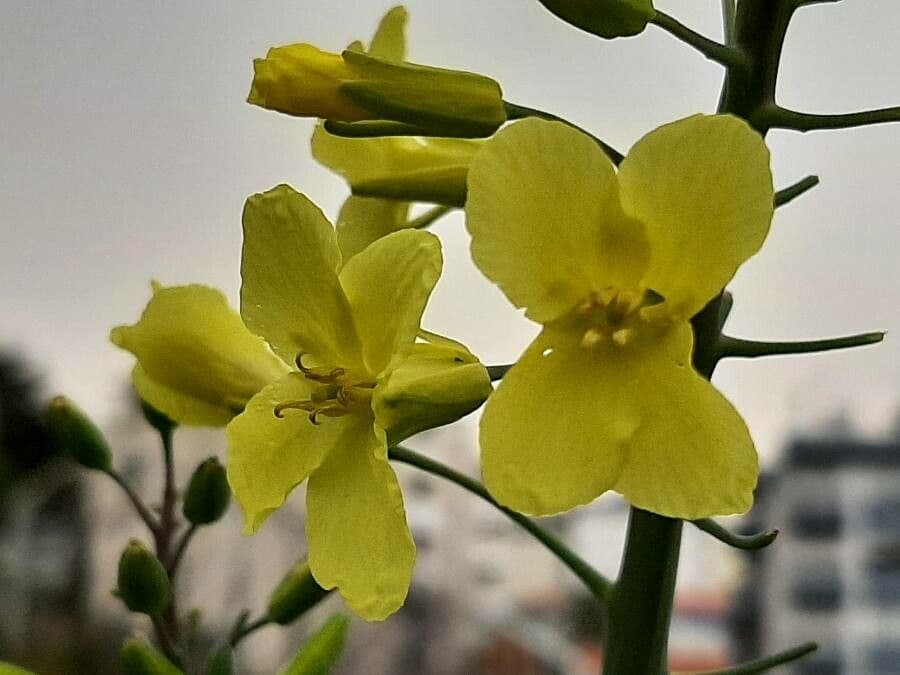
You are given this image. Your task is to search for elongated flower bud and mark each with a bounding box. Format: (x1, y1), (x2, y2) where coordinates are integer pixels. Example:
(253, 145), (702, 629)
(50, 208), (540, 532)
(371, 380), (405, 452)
(267, 559), (330, 625)
(120, 638), (182, 675)
(248, 45), (505, 137)
(46, 396), (112, 472)
(280, 614), (349, 675)
(537, 0), (655, 39)
(183, 457), (231, 525)
(117, 540), (171, 616)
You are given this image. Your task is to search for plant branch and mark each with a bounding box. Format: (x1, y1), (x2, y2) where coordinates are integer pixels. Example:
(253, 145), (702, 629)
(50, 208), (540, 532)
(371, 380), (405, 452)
(700, 641), (818, 673)
(650, 10), (749, 70)
(718, 331), (884, 360)
(691, 519), (778, 550)
(167, 524), (198, 580)
(229, 615), (273, 648)
(388, 445), (612, 601)
(105, 469), (159, 536)
(503, 102), (625, 165)
(762, 104), (900, 132)
(721, 0), (736, 46)
(774, 175), (819, 207)
(405, 205), (454, 230)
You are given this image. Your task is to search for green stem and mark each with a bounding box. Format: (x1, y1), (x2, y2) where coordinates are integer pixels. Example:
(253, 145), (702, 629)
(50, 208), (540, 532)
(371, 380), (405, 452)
(691, 518), (778, 550)
(388, 445), (612, 601)
(702, 641), (818, 674)
(486, 364), (513, 381)
(167, 524), (198, 580)
(105, 469), (160, 536)
(718, 331), (884, 360)
(503, 102), (625, 165)
(721, 0), (736, 45)
(650, 11), (749, 70)
(762, 104), (900, 132)
(604, 509), (682, 674)
(774, 175), (819, 207)
(405, 205), (454, 230)
(229, 615), (273, 647)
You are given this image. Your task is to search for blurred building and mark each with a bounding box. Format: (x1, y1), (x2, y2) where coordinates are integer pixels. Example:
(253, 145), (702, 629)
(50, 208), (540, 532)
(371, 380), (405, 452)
(735, 434), (900, 674)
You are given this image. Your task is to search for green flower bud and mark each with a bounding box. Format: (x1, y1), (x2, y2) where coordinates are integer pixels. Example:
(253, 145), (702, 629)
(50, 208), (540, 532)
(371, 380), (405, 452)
(0, 661), (38, 675)
(182, 457), (231, 525)
(120, 638), (182, 675)
(279, 614), (349, 675)
(537, 0), (656, 39)
(374, 336), (493, 446)
(117, 540), (171, 616)
(205, 645), (234, 675)
(267, 559), (330, 625)
(46, 396), (112, 472)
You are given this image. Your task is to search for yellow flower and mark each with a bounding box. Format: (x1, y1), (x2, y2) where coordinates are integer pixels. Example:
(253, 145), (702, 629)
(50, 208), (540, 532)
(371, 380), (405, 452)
(248, 8), (505, 137)
(226, 184), (489, 620)
(110, 283), (289, 426)
(465, 114), (774, 520)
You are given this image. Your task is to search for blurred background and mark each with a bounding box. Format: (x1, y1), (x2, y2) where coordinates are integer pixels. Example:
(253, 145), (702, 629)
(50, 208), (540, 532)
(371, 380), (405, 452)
(1, 1), (898, 673)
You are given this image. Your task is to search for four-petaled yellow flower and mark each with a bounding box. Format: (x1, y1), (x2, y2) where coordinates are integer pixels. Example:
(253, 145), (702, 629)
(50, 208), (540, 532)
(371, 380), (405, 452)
(465, 114), (774, 520)
(226, 184), (445, 620)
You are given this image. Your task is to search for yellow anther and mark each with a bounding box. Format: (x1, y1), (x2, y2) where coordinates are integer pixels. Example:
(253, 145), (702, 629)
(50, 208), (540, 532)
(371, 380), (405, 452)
(612, 328), (636, 346)
(581, 328), (606, 348)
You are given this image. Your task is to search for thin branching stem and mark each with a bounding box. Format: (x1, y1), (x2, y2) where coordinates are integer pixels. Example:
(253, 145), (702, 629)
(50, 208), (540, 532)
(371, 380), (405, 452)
(229, 615), (273, 648)
(405, 205), (454, 230)
(105, 469), (159, 535)
(691, 519), (778, 550)
(701, 641), (818, 673)
(388, 445), (613, 601)
(650, 10), (749, 70)
(167, 524), (198, 579)
(718, 332), (884, 360)
(774, 175), (819, 207)
(762, 104), (900, 132)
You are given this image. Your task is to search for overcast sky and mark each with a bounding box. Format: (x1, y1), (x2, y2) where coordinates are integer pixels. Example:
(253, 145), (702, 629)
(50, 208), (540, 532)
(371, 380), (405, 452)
(1, 1), (898, 464)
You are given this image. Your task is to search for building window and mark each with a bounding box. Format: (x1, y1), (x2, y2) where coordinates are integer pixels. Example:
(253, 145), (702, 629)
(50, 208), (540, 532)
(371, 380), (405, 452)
(788, 505), (842, 539)
(790, 569), (842, 612)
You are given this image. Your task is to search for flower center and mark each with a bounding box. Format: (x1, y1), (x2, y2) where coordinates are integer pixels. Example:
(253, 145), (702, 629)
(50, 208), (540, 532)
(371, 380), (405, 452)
(572, 288), (666, 349)
(273, 354), (375, 424)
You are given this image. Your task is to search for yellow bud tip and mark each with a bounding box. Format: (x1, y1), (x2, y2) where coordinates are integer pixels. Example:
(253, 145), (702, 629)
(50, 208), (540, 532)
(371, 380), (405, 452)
(612, 328), (635, 346)
(581, 329), (606, 348)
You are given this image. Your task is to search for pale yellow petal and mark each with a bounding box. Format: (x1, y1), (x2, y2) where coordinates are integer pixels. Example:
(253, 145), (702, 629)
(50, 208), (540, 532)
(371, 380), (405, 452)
(336, 196), (410, 263)
(466, 118), (649, 324)
(241, 185), (363, 369)
(339, 229), (442, 376)
(369, 6), (408, 61)
(618, 114), (774, 318)
(306, 418), (415, 621)
(226, 372), (350, 534)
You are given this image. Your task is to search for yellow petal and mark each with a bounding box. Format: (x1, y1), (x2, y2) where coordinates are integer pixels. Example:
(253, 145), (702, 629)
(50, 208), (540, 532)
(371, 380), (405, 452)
(336, 196), (410, 263)
(480, 329), (633, 516)
(226, 372), (349, 534)
(369, 6), (408, 61)
(338, 229), (442, 376)
(466, 119), (649, 323)
(618, 114), (774, 318)
(613, 325), (759, 519)
(306, 418), (415, 621)
(241, 185), (363, 370)
(110, 284), (288, 426)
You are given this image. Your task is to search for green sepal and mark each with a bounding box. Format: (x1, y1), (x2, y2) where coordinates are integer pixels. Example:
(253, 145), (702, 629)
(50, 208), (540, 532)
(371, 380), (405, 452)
(183, 457), (231, 525)
(141, 401), (177, 437)
(536, 0), (655, 39)
(0, 662), (38, 675)
(278, 615), (349, 675)
(267, 559), (330, 625)
(205, 645), (234, 675)
(340, 50), (505, 138)
(45, 396), (113, 472)
(120, 638), (183, 675)
(117, 539), (171, 616)
(352, 167), (468, 207)
(376, 337), (493, 445)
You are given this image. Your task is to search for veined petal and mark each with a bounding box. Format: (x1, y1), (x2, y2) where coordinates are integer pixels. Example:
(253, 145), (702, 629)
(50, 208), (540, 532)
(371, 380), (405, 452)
(110, 284), (288, 426)
(466, 119), (649, 324)
(613, 324), (758, 519)
(339, 229), (442, 377)
(368, 6), (408, 61)
(480, 329), (634, 516)
(618, 114), (774, 318)
(226, 372), (350, 534)
(336, 196), (410, 263)
(306, 418), (415, 621)
(241, 185), (363, 369)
